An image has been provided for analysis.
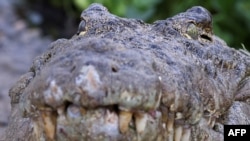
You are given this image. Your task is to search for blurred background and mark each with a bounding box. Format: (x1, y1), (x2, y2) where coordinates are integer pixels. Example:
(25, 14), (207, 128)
(15, 0), (250, 50)
(0, 0), (249, 139)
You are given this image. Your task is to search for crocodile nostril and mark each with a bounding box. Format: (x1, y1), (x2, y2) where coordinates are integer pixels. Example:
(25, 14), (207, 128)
(111, 66), (119, 73)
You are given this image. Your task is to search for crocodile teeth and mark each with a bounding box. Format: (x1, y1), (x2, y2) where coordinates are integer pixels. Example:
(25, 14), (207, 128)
(119, 110), (132, 133)
(176, 112), (183, 120)
(105, 110), (117, 124)
(174, 126), (183, 141)
(57, 105), (65, 116)
(134, 112), (147, 134)
(207, 117), (215, 128)
(41, 110), (56, 140)
(167, 113), (174, 141)
(211, 119), (215, 128)
(181, 127), (191, 141)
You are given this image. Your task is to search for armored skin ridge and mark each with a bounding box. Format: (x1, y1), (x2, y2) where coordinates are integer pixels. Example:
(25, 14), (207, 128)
(4, 3), (250, 141)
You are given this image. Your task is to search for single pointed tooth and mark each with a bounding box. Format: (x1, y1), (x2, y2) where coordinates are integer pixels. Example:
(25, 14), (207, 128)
(33, 120), (42, 140)
(135, 112), (147, 134)
(162, 123), (166, 129)
(207, 116), (212, 126)
(176, 112), (183, 120)
(57, 106), (65, 116)
(105, 109), (117, 124)
(170, 104), (175, 111)
(160, 107), (168, 138)
(119, 110), (132, 133)
(210, 119), (215, 127)
(167, 114), (174, 141)
(167, 114), (174, 132)
(41, 110), (57, 140)
(174, 126), (183, 141)
(207, 117), (215, 128)
(181, 128), (191, 141)
(57, 106), (66, 122)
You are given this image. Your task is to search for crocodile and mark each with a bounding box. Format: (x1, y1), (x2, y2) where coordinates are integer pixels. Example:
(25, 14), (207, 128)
(4, 3), (250, 141)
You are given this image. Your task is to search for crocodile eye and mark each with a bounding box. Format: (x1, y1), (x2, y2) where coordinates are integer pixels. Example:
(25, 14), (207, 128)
(77, 18), (86, 35)
(186, 23), (198, 39)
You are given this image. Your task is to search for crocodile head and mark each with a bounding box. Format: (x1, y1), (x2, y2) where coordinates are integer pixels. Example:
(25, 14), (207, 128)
(7, 3), (250, 141)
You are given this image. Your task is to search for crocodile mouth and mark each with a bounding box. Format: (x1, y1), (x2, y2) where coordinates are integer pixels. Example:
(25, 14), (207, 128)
(35, 102), (194, 141)
(28, 79), (217, 141)
(21, 38), (224, 141)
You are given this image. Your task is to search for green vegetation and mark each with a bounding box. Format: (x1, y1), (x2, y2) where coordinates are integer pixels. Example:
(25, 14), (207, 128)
(73, 0), (161, 20)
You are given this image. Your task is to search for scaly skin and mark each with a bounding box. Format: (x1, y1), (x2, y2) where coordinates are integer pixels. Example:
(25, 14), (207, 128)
(5, 3), (250, 141)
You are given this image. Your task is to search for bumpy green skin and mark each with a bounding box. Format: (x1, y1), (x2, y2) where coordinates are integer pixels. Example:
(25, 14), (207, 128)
(5, 3), (250, 141)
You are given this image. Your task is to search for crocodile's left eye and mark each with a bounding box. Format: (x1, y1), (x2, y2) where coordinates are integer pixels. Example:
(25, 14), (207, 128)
(77, 18), (86, 35)
(186, 23), (198, 40)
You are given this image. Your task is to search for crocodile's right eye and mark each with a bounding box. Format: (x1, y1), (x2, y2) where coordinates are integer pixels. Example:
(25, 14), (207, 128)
(77, 18), (86, 35)
(186, 22), (198, 40)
